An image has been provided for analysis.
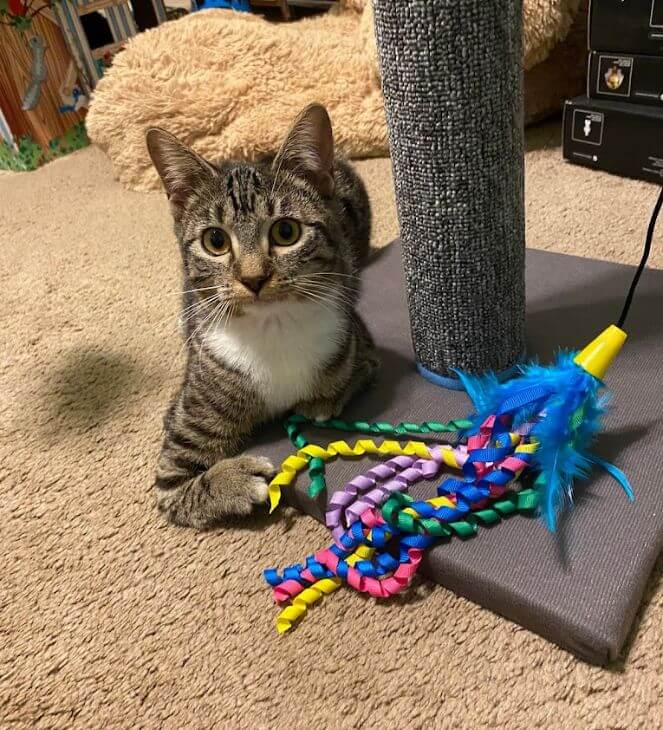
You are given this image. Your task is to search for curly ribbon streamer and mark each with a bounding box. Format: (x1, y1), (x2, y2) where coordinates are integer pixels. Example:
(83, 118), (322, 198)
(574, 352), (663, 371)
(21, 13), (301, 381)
(321, 426), (534, 544)
(273, 544), (375, 635)
(325, 444), (465, 544)
(265, 393), (633, 633)
(268, 438), (432, 512)
(279, 416), (473, 501)
(265, 418), (539, 632)
(271, 487), (539, 633)
(286, 414), (473, 437)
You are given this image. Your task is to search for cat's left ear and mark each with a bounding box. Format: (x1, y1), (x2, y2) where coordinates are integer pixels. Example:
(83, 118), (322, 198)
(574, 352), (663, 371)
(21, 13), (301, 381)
(146, 128), (217, 220)
(272, 104), (335, 198)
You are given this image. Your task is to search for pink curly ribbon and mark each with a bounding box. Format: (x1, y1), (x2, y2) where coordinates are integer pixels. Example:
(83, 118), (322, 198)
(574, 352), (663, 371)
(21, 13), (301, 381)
(273, 570), (322, 603)
(320, 545), (423, 598)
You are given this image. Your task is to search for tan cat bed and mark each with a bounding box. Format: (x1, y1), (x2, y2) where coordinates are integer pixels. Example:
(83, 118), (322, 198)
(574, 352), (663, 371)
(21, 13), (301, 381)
(87, 0), (586, 192)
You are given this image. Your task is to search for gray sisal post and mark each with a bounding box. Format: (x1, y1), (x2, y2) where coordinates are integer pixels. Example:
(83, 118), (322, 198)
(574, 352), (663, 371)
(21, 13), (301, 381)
(372, 0), (526, 387)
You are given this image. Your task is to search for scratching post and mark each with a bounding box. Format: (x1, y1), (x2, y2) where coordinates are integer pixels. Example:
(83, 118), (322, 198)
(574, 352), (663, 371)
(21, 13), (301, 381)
(372, 0), (526, 387)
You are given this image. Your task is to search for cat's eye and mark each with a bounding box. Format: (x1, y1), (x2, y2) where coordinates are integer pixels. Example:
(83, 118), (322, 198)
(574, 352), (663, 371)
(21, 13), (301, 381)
(269, 218), (302, 247)
(202, 227), (231, 256)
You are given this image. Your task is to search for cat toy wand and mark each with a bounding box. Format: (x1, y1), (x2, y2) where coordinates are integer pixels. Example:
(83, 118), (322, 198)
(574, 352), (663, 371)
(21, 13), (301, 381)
(263, 188), (663, 633)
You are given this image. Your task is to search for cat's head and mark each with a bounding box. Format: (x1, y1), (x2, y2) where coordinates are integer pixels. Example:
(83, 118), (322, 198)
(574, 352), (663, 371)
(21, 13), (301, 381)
(146, 104), (359, 319)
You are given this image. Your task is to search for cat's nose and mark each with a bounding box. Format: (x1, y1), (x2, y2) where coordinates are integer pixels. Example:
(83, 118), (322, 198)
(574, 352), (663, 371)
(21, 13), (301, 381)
(240, 274), (269, 294)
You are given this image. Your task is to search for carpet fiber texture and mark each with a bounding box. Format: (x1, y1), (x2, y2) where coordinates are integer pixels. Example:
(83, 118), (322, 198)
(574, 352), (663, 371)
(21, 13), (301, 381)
(1, 124), (662, 726)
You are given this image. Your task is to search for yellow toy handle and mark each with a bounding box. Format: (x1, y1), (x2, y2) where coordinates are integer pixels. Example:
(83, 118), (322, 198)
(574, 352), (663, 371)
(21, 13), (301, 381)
(573, 325), (627, 381)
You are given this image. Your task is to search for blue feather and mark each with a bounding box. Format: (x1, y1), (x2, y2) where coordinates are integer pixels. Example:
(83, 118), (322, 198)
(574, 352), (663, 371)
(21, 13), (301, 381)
(459, 352), (630, 531)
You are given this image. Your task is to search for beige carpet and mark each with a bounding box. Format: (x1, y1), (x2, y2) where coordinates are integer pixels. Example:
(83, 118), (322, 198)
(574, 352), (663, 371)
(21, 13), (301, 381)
(1, 122), (662, 728)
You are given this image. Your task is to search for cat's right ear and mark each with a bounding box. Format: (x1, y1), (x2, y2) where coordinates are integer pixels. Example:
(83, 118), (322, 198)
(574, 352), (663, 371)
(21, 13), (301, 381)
(146, 128), (216, 220)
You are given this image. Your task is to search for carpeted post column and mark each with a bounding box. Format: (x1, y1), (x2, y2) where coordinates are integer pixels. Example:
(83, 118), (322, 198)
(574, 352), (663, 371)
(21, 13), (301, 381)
(372, 0), (526, 387)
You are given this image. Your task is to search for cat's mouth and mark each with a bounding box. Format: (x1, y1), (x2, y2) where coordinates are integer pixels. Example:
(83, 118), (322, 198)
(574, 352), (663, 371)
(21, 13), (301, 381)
(232, 288), (293, 309)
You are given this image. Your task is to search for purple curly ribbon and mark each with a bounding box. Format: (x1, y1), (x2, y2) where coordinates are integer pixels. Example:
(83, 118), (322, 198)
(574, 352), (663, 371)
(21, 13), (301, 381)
(325, 444), (469, 545)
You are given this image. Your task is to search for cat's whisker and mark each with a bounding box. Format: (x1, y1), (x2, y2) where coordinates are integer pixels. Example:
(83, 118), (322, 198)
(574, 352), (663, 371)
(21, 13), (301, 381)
(210, 297), (235, 336)
(281, 279), (356, 302)
(168, 292), (232, 361)
(180, 297), (217, 318)
(270, 155), (314, 200)
(270, 155), (312, 200)
(293, 281), (356, 310)
(293, 294), (338, 322)
(270, 176), (285, 202)
(198, 298), (235, 369)
(198, 300), (228, 365)
(291, 289), (348, 348)
(219, 299), (236, 333)
(292, 276), (360, 299)
(296, 271), (360, 280)
(150, 296), (217, 333)
(292, 280), (348, 300)
(204, 298), (231, 343)
(299, 294), (353, 317)
(290, 284), (349, 318)
(178, 296), (219, 323)
(270, 148), (290, 198)
(194, 298), (225, 345)
(295, 287), (357, 305)
(297, 277), (356, 294)
(170, 295), (224, 372)
(169, 286), (223, 297)
(193, 314), (222, 370)
(160, 293), (218, 320)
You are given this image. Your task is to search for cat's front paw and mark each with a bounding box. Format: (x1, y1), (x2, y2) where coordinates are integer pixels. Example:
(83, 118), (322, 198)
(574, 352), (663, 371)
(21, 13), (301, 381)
(294, 398), (344, 423)
(205, 455), (275, 515)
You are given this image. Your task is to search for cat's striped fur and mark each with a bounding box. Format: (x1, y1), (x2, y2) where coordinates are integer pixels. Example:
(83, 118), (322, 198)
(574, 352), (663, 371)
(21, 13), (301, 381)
(147, 104), (378, 529)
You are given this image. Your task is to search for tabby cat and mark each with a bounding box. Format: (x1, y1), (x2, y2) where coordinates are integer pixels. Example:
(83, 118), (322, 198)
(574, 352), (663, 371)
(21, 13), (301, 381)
(146, 104), (378, 529)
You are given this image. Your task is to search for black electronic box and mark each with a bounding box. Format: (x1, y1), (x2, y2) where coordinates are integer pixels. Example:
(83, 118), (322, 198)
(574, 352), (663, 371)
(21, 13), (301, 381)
(563, 95), (663, 184)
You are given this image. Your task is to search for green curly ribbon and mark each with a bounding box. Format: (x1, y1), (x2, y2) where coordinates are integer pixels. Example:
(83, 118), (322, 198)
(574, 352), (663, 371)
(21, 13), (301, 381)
(287, 414), (473, 437)
(381, 489), (539, 538)
(284, 415), (472, 498)
(284, 419), (327, 496)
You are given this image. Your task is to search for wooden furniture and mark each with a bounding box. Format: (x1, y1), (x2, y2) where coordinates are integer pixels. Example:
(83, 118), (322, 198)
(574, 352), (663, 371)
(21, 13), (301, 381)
(0, 0), (167, 167)
(250, 0), (291, 19)
(54, 0), (166, 91)
(0, 9), (85, 152)
(250, 0), (336, 18)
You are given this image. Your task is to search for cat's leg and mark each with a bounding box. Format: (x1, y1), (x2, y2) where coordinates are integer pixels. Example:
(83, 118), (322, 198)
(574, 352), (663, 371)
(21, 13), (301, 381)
(153, 390), (275, 529)
(295, 314), (379, 421)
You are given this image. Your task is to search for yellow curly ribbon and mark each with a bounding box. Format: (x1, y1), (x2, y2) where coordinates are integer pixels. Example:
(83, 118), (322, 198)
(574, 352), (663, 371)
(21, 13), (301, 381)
(438, 445), (462, 470)
(275, 491), (459, 634)
(402, 494), (456, 517)
(276, 544), (375, 634)
(268, 439), (434, 512)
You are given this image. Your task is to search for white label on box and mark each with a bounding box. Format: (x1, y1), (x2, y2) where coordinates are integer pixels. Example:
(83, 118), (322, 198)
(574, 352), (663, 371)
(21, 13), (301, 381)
(571, 110), (605, 146)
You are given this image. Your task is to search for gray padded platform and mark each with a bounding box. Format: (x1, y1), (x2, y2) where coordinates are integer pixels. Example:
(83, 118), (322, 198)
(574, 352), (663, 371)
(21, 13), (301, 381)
(248, 242), (663, 664)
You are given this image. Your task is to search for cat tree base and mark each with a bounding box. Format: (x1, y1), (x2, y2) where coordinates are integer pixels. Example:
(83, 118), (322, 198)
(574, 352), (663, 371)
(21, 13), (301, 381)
(248, 241), (663, 665)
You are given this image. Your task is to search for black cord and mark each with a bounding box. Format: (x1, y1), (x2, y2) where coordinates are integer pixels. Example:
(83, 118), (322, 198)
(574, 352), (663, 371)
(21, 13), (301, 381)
(617, 186), (663, 329)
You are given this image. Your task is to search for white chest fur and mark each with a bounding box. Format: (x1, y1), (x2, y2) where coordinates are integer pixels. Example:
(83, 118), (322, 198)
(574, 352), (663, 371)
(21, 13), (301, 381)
(206, 300), (345, 416)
